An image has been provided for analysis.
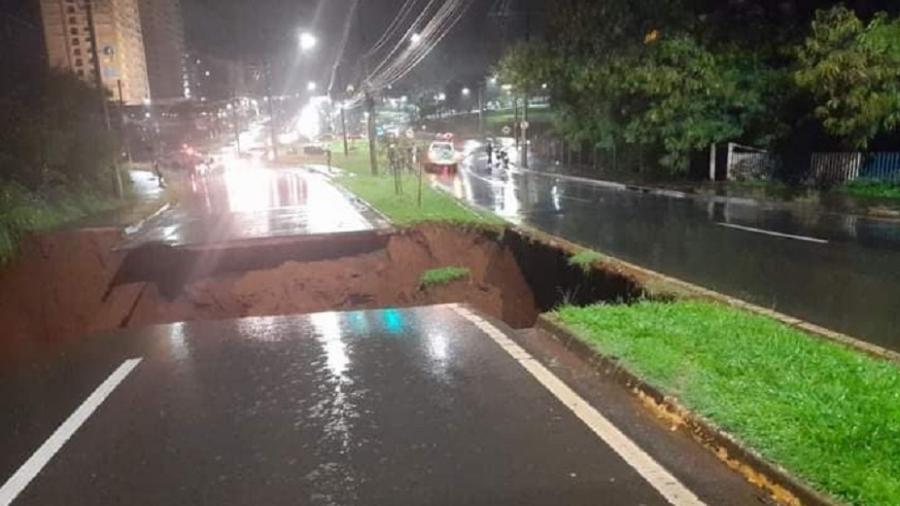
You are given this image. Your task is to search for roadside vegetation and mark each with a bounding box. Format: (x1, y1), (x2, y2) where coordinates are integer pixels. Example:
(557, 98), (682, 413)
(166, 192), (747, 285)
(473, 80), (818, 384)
(843, 179), (900, 200)
(419, 266), (471, 289)
(554, 300), (900, 505)
(329, 140), (503, 226)
(498, 2), (900, 178)
(0, 70), (125, 263)
(567, 250), (607, 272)
(0, 182), (122, 263)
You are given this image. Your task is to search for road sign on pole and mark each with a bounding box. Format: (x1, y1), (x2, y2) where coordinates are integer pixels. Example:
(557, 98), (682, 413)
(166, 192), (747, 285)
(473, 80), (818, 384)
(502, 126), (512, 135)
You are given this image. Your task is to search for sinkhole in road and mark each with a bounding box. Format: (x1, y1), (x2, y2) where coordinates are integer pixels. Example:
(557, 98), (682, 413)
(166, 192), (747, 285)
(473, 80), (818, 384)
(0, 224), (648, 349)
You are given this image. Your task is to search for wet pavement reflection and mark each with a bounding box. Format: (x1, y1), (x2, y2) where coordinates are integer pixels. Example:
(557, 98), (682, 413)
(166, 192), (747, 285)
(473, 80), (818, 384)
(435, 149), (900, 351)
(123, 158), (373, 247)
(0, 307), (772, 505)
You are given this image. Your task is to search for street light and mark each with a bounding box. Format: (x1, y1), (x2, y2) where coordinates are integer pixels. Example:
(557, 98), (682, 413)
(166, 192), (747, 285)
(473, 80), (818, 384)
(299, 32), (318, 51)
(461, 87), (471, 97)
(307, 81), (317, 92)
(410, 32), (422, 45)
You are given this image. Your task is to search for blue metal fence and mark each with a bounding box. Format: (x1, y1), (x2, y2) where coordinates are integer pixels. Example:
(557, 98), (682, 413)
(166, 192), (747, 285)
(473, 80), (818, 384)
(812, 152), (900, 184)
(860, 153), (900, 183)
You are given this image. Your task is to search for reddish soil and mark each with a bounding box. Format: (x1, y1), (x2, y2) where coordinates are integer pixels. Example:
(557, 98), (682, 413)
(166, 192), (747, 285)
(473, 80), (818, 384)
(0, 229), (142, 355)
(125, 225), (538, 329)
(0, 224), (643, 353)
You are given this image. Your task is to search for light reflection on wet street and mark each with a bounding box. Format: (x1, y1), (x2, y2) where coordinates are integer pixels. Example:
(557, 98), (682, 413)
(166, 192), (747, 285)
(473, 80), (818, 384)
(434, 148), (900, 351)
(123, 155), (373, 247)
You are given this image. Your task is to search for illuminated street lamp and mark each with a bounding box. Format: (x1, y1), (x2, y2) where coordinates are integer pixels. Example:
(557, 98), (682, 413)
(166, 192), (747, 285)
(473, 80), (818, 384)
(307, 81), (317, 92)
(410, 32), (422, 45)
(299, 32), (318, 51)
(461, 87), (471, 97)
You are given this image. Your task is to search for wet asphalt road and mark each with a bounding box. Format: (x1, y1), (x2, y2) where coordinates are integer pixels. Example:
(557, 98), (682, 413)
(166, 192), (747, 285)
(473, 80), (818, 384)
(437, 150), (900, 351)
(0, 306), (765, 505)
(122, 164), (374, 248)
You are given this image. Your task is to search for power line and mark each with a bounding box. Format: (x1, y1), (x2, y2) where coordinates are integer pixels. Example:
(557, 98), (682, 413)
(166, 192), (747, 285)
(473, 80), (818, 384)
(363, 0), (423, 58)
(327, 0), (360, 95)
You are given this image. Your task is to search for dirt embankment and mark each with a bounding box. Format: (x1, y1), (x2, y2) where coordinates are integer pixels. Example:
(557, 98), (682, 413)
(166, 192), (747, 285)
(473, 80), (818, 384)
(0, 229), (143, 355)
(0, 224), (645, 350)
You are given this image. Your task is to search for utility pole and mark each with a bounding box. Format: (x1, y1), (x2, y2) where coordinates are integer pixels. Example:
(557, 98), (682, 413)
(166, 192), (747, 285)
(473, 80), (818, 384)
(116, 80), (132, 164)
(263, 58), (278, 160)
(513, 95), (520, 149)
(477, 85), (484, 136)
(365, 89), (378, 175)
(232, 94), (242, 155)
(341, 104), (349, 156)
(521, 93), (529, 168)
(85, 0), (123, 198)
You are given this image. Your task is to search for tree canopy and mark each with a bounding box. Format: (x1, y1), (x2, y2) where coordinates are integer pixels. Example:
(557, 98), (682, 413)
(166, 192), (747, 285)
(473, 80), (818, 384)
(498, 1), (900, 175)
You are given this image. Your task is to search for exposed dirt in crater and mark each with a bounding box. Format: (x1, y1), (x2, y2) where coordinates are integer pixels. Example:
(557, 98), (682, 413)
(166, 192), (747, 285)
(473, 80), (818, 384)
(0, 224), (645, 354)
(125, 226), (538, 329)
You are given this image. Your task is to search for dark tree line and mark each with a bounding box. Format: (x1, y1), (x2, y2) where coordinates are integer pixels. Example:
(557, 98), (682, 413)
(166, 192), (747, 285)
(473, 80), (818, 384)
(499, 0), (900, 177)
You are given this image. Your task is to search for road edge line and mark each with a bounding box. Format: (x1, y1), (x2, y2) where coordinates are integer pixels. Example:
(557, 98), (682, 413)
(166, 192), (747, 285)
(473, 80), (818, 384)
(0, 358), (143, 506)
(451, 305), (706, 506)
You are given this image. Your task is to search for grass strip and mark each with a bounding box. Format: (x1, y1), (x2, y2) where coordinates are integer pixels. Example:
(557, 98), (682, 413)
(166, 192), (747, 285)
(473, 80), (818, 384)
(567, 250), (607, 272)
(420, 266), (471, 289)
(843, 179), (900, 200)
(329, 141), (503, 227)
(553, 300), (900, 506)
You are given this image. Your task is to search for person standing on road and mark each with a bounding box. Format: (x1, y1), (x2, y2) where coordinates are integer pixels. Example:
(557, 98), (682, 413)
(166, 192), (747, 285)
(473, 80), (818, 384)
(153, 160), (165, 188)
(486, 141), (494, 166)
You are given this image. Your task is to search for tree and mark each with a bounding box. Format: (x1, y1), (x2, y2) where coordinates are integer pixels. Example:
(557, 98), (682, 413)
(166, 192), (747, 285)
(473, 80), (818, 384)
(0, 70), (118, 191)
(795, 6), (900, 149)
(617, 36), (782, 171)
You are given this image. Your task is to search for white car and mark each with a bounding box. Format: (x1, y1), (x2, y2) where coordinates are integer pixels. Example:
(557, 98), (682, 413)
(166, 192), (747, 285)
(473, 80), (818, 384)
(426, 141), (458, 173)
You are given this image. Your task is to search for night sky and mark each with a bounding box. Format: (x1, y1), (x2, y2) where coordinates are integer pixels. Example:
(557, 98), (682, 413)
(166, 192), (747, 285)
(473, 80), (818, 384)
(181, 0), (520, 92)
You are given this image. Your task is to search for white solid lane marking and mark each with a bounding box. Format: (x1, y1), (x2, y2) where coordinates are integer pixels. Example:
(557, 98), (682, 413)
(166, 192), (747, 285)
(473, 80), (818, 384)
(0, 358), (142, 506)
(451, 306), (706, 506)
(716, 222), (829, 244)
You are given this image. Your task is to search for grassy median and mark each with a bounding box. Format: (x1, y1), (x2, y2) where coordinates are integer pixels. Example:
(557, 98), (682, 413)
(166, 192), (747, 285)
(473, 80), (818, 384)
(329, 141), (502, 227)
(554, 300), (900, 505)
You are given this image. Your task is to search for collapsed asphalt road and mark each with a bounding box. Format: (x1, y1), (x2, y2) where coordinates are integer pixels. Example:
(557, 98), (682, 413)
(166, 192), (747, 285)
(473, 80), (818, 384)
(0, 306), (768, 505)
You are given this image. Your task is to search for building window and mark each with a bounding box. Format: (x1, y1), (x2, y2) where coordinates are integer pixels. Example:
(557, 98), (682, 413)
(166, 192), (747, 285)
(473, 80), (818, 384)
(69, 16), (77, 24)
(73, 48), (81, 56)
(70, 27), (79, 35)
(75, 59), (83, 67)
(77, 69), (84, 77)
(72, 38), (79, 46)
(66, 6), (75, 13)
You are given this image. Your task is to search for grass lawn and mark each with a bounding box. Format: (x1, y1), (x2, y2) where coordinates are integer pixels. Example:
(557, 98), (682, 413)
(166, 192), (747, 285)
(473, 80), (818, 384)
(554, 300), (900, 505)
(568, 250), (607, 272)
(843, 179), (900, 200)
(420, 266), (470, 289)
(330, 140), (503, 227)
(337, 173), (502, 226)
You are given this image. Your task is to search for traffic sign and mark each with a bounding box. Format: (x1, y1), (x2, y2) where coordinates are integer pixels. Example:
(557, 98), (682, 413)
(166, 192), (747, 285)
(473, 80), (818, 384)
(520, 121), (530, 130)
(502, 126), (512, 135)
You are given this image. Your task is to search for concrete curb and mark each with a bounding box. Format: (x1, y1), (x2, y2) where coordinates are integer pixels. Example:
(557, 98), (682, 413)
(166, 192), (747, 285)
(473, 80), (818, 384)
(124, 202), (171, 236)
(535, 314), (843, 506)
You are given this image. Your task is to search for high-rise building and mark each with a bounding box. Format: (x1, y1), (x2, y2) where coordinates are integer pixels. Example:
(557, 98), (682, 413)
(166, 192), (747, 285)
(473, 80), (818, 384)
(38, 0), (150, 105)
(138, 0), (187, 102)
